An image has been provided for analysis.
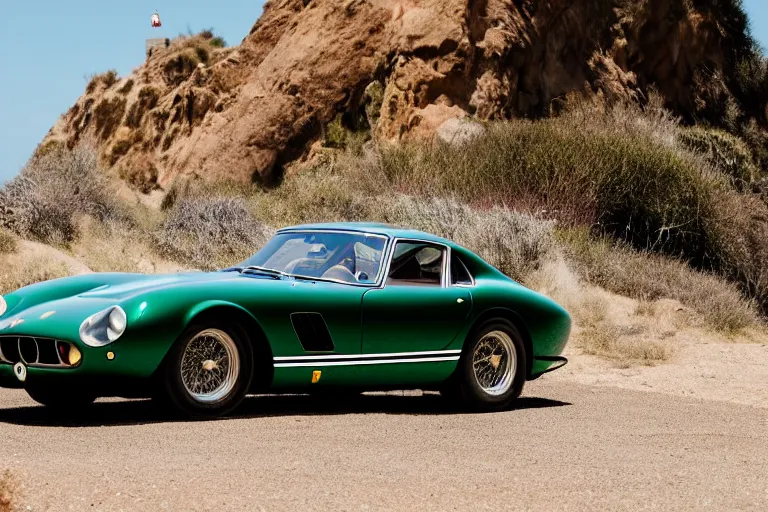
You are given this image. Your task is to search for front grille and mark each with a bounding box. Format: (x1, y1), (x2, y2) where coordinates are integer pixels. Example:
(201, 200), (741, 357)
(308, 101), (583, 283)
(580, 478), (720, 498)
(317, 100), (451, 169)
(0, 336), (78, 368)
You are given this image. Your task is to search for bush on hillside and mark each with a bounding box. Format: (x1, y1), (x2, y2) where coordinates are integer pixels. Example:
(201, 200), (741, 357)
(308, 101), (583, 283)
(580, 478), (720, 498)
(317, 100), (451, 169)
(117, 79), (135, 95)
(368, 104), (719, 257)
(560, 229), (759, 332)
(0, 228), (18, 254)
(678, 126), (757, 187)
(199, 29), (227, 48)
(157, 197), (274, 270)
(318, 100), (768, 314)
(93, 97), (127, 141)
(85, 70), (119, 94)
(0, 144), (123, 245)
(373, 196), (556, 283)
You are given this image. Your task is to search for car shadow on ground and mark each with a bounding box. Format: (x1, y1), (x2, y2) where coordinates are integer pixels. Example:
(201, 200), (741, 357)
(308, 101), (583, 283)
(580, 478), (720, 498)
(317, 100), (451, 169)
(0, 392), (571, 428)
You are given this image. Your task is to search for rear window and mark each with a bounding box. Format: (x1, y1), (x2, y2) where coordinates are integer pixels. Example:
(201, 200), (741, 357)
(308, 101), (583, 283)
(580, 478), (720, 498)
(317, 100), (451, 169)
(451, 255), (473, 285)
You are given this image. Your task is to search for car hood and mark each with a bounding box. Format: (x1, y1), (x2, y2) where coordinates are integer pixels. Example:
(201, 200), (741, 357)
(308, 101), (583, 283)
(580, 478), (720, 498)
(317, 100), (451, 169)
(0, 271), (277, 319)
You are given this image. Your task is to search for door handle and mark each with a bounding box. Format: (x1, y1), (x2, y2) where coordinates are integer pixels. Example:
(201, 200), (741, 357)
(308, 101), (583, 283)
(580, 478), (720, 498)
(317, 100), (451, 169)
(456, 298), (464, 304)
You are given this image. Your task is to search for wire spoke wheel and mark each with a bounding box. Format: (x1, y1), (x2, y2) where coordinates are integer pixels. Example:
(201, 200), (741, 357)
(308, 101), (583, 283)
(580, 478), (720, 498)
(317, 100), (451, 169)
(180, 328), (240, 404)
(472, 330), (516, 397)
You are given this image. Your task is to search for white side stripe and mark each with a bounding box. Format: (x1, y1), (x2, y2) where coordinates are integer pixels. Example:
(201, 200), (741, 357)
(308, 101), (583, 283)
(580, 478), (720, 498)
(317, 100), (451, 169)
(274, 356), (460, 368)
(274, 349), (461, 362)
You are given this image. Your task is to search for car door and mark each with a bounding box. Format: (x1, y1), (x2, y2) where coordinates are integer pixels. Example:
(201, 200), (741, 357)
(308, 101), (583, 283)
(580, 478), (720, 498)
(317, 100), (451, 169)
(361, 240), (472, 355)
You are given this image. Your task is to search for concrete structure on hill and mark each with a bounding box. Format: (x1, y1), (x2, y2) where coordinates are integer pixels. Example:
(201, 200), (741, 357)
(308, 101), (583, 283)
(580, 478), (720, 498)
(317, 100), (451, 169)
(145, 38), (170, 59)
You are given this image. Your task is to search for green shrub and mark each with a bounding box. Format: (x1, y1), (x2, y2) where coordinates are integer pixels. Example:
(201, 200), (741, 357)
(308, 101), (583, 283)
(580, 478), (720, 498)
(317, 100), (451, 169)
(679, 126), (757, 186)
(320, 100), (768, 314)
(323, 114), (370, 153)
(370, 109), (718, 257)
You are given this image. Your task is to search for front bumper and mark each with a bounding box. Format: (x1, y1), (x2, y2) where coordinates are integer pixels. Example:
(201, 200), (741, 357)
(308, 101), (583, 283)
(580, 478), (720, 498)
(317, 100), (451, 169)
(530, 355), (568, 379)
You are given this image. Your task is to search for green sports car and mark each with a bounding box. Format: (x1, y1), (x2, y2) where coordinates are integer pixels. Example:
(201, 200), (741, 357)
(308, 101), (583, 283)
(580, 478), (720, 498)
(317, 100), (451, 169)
(0, 223), (570, 417)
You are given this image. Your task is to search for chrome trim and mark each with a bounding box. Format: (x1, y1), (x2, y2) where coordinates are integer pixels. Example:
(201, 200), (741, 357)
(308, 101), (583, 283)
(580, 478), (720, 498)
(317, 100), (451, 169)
(180, 328), (240, 404)
(473, 330), (517, 396)
(18, 337), (39, 366)
(267, 229), (392, 288)
(274, 349), (462, 361)
(448, 248), (476, 288)
(379, 237), (450, 289)
(274, 356), (460, 368)
(0, 335), (75, 368)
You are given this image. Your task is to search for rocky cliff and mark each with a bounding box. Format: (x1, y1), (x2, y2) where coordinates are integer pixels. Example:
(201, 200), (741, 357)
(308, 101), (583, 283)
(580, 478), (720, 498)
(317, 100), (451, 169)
(43, 0), (764, 190)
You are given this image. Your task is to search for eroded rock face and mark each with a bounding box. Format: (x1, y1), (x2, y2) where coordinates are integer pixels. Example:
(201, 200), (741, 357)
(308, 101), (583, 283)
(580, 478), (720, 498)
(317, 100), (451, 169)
(43, 0), (756, 189)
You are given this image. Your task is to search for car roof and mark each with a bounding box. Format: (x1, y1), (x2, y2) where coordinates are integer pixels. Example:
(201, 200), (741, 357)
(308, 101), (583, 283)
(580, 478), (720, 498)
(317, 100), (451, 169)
(278, 222), (455, 246)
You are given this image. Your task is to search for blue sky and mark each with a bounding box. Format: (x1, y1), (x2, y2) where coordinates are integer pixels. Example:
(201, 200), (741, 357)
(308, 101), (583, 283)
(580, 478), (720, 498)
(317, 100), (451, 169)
(0, 1), (265, 183)
(0, 1), (766, 183)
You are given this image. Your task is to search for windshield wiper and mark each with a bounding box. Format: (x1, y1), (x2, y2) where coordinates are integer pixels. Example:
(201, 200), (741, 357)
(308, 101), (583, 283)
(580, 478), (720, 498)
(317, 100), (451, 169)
(240, 266), (290, 279)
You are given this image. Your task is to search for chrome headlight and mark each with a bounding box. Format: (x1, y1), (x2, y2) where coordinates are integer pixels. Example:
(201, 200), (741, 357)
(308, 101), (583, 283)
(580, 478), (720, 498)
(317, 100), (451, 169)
(0, 295), (6, 317)
(79, 306), (127, 347)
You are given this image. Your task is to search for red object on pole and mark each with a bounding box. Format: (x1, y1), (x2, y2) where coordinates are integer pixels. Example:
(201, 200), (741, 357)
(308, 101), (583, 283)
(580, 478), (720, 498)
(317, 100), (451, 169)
(151, 12), (162, 28)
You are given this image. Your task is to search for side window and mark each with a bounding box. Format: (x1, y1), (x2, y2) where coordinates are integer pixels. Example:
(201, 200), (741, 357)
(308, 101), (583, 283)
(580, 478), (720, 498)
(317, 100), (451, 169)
(451, 254), (473, 286)
(387, 242), (445, 287)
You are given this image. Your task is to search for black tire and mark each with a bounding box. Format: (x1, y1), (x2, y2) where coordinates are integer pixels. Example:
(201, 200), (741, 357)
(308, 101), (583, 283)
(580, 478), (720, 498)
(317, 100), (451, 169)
(160, 322), (254, 418)
(26, 384), (96, 410)
(443, 318), (526, 411)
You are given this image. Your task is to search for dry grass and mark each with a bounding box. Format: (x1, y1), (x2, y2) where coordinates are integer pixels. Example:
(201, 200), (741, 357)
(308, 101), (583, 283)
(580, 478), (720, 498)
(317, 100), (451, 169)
(0, 255), (72, 295)
(560, 229), (759, 333)
(0, 229), (17, 254)
(85, 69), (118, 94)
(526, 258), (672, 365)
(0, 470), (18, 512)
(117, 78), (134, 95)
(371, 195), (555, 283)
(322, 98), (768, 314)
(0, 143), (125, 245)
(93, 97), (127, 141)
(73, 216), (179, 274)
(157, 197), (274, 270)
(581, 322), (672, 364)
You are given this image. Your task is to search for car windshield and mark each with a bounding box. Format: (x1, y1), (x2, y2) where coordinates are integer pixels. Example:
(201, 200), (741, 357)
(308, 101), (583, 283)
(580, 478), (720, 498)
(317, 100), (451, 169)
(236, 231), (388, 284)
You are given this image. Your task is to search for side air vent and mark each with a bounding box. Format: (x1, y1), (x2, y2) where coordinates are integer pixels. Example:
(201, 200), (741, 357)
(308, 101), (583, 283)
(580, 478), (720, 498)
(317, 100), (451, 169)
(290, 313), (335, 352)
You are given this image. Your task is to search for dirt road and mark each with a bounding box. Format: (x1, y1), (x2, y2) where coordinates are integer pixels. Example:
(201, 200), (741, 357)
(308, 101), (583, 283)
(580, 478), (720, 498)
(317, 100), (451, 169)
(0, 381), (766, 511)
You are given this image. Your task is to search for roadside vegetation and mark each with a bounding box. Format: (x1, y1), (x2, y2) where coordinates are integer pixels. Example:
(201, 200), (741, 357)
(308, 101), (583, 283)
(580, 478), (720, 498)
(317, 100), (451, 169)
(0, 229), (17, 255)
(1, 95), (766, 365)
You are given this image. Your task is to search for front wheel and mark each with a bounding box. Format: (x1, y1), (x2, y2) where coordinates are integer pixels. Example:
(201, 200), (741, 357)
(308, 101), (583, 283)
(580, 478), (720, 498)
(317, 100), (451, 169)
(443, 319), (526, 411)
(160, 324), (254, 418)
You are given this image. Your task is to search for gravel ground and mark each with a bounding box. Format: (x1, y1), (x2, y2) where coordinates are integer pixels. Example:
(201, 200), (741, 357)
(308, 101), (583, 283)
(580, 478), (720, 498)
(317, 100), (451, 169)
(0, 381), (766, 511)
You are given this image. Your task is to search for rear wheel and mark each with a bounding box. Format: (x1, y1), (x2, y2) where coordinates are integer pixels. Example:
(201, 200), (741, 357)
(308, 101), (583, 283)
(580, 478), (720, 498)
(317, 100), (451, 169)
(26, 384), (96, 410)
(160, 323), (254, 418)
(443, 319), (526, 411)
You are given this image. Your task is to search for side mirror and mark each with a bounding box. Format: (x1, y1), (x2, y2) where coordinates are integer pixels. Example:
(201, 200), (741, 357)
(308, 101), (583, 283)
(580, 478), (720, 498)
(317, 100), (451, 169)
(356, 271), (369, 282)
